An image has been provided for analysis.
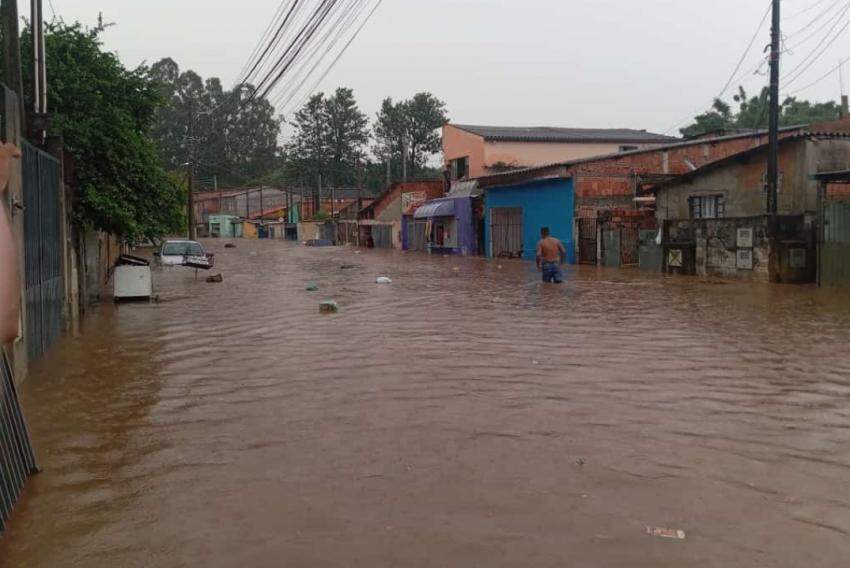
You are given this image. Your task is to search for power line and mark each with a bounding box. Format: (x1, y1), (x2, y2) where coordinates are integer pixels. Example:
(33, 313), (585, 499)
(272, 0), (369, 112)
(786, 54), (850, 94)
(236, 0), (291, 87)
(783, 0), (834, 20)
(716, 0), (773, 101)
(283, 0), (383, 116)
(783, 1), (850, 86)
(662, 0), (773, 134)
(239, 0), (307, 88)
(784, 0), (848, 51)
(250, 0), (341, 102)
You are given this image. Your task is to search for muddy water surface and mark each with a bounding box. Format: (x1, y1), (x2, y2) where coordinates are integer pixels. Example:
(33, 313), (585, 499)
(2, 240), (850, 567)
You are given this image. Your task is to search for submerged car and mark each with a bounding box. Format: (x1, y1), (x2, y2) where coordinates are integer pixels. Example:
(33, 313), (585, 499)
(155, 240), (215, 269)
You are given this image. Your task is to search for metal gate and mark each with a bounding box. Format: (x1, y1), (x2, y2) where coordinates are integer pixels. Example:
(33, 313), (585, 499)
(602, 224), (640, 267)
(620, 224), (640, 266)
(408, 220), (428, 252)
(372, 224), (393, 249)
(820, 199), (850, 287)
(22, 141), (64, 361)
(577, 217), (598, 264)
(0, 351), (38, 532)
(490, 207), (523, 258)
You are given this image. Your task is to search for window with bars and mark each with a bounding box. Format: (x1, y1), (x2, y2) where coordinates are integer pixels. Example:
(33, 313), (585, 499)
(688, 195), (725, 219)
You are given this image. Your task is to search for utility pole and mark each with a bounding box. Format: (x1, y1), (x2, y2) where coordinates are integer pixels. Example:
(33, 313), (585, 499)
(2, 0), (25, 133)
(766, 0), (781, 216)
(186, 108), (197, 240)
(402, 136), (408, 182)
(315, 173), (322, 216)
(386, 158), (391, 189)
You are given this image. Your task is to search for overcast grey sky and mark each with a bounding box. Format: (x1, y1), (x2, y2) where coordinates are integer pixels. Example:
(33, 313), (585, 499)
(30, 0), (850, 136)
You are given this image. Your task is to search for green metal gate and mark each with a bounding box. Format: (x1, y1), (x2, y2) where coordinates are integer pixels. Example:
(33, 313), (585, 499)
(22, 140), (64, 360)
(820, 199), (850, 287)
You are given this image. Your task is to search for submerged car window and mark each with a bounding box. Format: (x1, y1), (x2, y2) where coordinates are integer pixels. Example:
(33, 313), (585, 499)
(162, 243), (204, 256)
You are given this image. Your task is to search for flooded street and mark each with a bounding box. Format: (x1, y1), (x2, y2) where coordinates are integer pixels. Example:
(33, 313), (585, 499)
(2, 239), (850, 567)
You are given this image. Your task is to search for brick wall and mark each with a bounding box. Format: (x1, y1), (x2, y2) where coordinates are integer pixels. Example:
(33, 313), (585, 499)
(571, 133), (779, 209)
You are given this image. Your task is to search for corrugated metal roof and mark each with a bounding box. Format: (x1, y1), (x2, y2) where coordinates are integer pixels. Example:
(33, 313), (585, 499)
(451, 124), (680, 144)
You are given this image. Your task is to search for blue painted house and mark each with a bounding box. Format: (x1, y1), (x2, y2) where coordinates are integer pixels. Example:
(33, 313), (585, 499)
(483, 177), (575, 263)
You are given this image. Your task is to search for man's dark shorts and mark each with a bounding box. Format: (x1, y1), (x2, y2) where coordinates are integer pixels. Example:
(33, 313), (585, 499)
(541, 261), (563, 283)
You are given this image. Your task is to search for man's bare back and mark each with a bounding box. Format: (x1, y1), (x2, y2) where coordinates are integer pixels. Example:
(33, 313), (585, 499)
(536, 236), (565, 263)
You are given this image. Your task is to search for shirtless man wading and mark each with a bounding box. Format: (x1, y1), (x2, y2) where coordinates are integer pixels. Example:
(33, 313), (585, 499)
(536, 227), (566, 284)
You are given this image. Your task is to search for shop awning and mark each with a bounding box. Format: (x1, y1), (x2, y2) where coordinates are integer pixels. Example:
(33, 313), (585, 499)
(414, 199), (455, 219)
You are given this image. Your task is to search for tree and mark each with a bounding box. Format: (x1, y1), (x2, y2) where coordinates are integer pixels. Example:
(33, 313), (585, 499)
(681, 86), (840, 138)
(149, 58), (282, 187)
(404, 92), (447, 173)
(324, 87), (369, 187)
(372, 97), (407, 182)
(286, 93), (330, 194)
(1, 22), (185, 241)
(373, 92), (448, 183)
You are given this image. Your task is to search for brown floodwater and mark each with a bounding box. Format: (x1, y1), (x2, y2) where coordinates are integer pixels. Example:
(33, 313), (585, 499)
(2, 239), (850, 567)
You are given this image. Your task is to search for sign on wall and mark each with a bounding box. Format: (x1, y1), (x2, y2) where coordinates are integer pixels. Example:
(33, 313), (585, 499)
(737, 228), (754, 248)
(402, 191), (428, 215)
(737, 249), (753, 270)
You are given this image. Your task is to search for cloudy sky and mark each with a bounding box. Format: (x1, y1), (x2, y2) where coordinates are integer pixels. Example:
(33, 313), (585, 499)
(29, 0), (850, 136)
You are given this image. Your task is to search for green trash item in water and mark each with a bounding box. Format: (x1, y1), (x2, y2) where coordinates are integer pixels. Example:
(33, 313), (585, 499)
(319, 301), (339, 313)
(306, 283), (319, 291)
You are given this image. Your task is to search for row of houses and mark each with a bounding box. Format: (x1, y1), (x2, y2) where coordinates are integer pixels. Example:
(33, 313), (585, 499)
(194, 120), (850, 287)
(343, 121), (850, 286)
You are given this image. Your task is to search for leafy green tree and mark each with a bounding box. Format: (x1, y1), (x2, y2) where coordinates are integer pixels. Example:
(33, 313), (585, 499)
(149, 58), (281, 187)
(1, 22), (185, 241)
(373, 92), (448, 182)
(324, 87), (369, 187)
(405, 92), (448, 173)
(681, 86), (840, 137)
(286, 93), (330, 192)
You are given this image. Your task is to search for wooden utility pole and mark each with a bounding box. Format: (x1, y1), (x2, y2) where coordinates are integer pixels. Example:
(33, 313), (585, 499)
(2, 0), (26, 133)
(766, 0), (781, 216)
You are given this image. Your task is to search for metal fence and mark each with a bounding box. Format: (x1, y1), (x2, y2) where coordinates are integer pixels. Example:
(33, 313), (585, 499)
(821, 199), (850, 287)
(0, 351), (38, 532)
(490, 207), (523, 258)
(22, 140), (64, 361)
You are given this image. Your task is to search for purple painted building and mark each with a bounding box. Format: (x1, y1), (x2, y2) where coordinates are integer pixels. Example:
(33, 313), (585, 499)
(403, 196), (478, 255)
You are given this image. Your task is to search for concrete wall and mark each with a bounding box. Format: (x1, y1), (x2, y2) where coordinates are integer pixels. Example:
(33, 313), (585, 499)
(484, 140), (662, 173)
(663, 215), (814, 283)
(444, 125), (668, 180)
(484, 178), (575, 262)
(656, 139), (850, 222)
(442, 125), (487, 178)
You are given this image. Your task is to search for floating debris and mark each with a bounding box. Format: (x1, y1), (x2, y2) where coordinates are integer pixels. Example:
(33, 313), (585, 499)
(376, 276), (392, 284)
(646, 526), (686, 540)
(305, 283), (319, 291)
(224, 243), (237, 249)
(206, 274), (223, 283)
(319, 301), (339, 313)
(340, 264), (356, 270)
